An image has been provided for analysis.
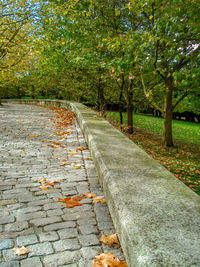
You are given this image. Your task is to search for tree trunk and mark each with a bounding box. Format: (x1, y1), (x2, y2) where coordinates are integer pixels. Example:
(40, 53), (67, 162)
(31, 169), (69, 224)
(97, 78), (105, 117)
(119, 76), (124, 128)
(126, 79), (134, 134)
(163, 78), (173, 146)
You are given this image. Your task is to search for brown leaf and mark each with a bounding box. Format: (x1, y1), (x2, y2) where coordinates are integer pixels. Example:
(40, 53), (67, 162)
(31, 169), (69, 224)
(40, 185), (50, 191)
(83, 193), (97, 198)
(46, 180), (59, 187)
(28, 134), (39, 137)
(58, 197), (71, 203)
(66, 199), (84, 208)
(76, 146), (88, 152)
(93, 253), (128, 267)
(68, 150), (78, 156)
(72, 196), (83, 201)
(100, 233), (119, 246)
(92, 197), (106, 204)
(58, 196), (84, 208)
(39, 178), (47, 184)
(13, 246), (30, 255)
(52, 155), (60, 158)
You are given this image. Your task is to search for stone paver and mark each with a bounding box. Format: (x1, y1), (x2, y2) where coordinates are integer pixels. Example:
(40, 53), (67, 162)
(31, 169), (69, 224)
(0, 104), (125, 266)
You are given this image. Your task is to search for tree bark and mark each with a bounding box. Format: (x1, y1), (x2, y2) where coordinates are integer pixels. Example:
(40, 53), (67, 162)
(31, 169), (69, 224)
(126, 79), (134, 134)
(97, 78), (105, 117)
(163, 77), (173, 146)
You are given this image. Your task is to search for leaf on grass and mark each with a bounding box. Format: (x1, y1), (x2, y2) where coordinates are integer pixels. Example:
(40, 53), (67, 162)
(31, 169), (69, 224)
(76, 146), (88, 152)
(83, 193), (97, 198)
(13, 246), (30, 255)
(40, 185), (50, 191)
(93, 253), (128, 267)
(99, 233), (119, 246)
(92, 197), (106, 204)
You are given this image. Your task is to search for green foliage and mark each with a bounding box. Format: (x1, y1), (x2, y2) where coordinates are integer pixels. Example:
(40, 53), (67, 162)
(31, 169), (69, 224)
(106, 111), (200, 146)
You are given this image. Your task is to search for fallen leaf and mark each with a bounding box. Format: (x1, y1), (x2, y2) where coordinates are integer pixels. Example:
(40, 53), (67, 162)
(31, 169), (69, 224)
(13, 246), (30, 255)
(39, 178), (47, 184)
(66, 199), (84, 208)
(46, 180), (59, 187)
(42, 140), (51, 143)
(83, 193), (97, 198)
(58, 197), (71, 203)
(28, 134), (39, 137)
(40, 185), (50, 191)
(92, 197), (106, 204)
(76, 146), (88, 152)
(68, 150), (78, 156)
(58, 196), (84, 208)
(2, 127), (7, 130)
(100, 233), (119, 246)
(93, 253), (128, 267)
(72, 196), (83, 201)
(52, 155), (60, 158)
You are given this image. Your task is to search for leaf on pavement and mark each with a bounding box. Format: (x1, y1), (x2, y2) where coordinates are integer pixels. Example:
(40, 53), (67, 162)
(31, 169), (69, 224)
(58, 196), (84, 208)
(76, 146), (88, 152)
(13, 246), (30, 255)
(92, 197), (106, 204)
(28, 134), (40, 137)
(93, 253), (128, 267)
(40, 185), (50, 191)
(83, 193), (97, 198)
(52, 155), (60, 158)
(99, 233), (119, 246)
(68, 149), (78, 156)
(39, 178), (47, 184)
(46, 180), (59, 187)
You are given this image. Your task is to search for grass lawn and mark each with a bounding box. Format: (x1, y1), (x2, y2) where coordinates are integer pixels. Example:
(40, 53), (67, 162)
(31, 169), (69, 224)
(106, 111), (200, 195)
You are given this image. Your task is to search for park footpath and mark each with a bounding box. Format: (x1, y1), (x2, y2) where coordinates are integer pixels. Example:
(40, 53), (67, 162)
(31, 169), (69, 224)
(0, 104), (125, 267)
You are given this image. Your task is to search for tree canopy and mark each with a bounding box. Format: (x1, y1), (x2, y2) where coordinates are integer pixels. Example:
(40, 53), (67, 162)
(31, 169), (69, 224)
(0, 0), (199, 146)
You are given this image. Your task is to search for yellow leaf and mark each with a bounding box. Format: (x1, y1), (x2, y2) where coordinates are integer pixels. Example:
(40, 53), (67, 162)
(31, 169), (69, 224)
(13, 246), (30, 255)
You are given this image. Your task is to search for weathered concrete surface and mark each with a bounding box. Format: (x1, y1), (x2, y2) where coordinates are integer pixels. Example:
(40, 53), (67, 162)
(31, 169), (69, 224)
(0, 103), (124, 266)
(3, 99), (200, 267)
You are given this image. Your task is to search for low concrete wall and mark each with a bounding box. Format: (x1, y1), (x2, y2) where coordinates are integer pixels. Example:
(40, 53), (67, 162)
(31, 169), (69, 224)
(2, 99), (200, 266)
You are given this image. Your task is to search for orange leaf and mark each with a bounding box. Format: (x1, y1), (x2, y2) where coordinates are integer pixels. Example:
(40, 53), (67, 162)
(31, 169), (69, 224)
(40, 185), (50, 191)
(99, 233), (119, 246)
(76, 146), (88, 152)
(72, 196), (83, 201)
(93, 253), (128, 267)
(92, 197), (106, 204)
(13, 246), (30, 255)
(83, 193), (97, 198)
(39, 178), (47, 184)
(28, 134), (39, 137)
(66, 200), (84, 208)
(58, 197), (71, 203)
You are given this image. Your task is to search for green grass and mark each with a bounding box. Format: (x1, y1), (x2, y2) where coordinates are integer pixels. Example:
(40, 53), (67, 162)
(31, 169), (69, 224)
(106, 111), (200, 146)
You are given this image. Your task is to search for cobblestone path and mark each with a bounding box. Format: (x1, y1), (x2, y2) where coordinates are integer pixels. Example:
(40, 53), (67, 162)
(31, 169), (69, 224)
(0, 104), (124, 267)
